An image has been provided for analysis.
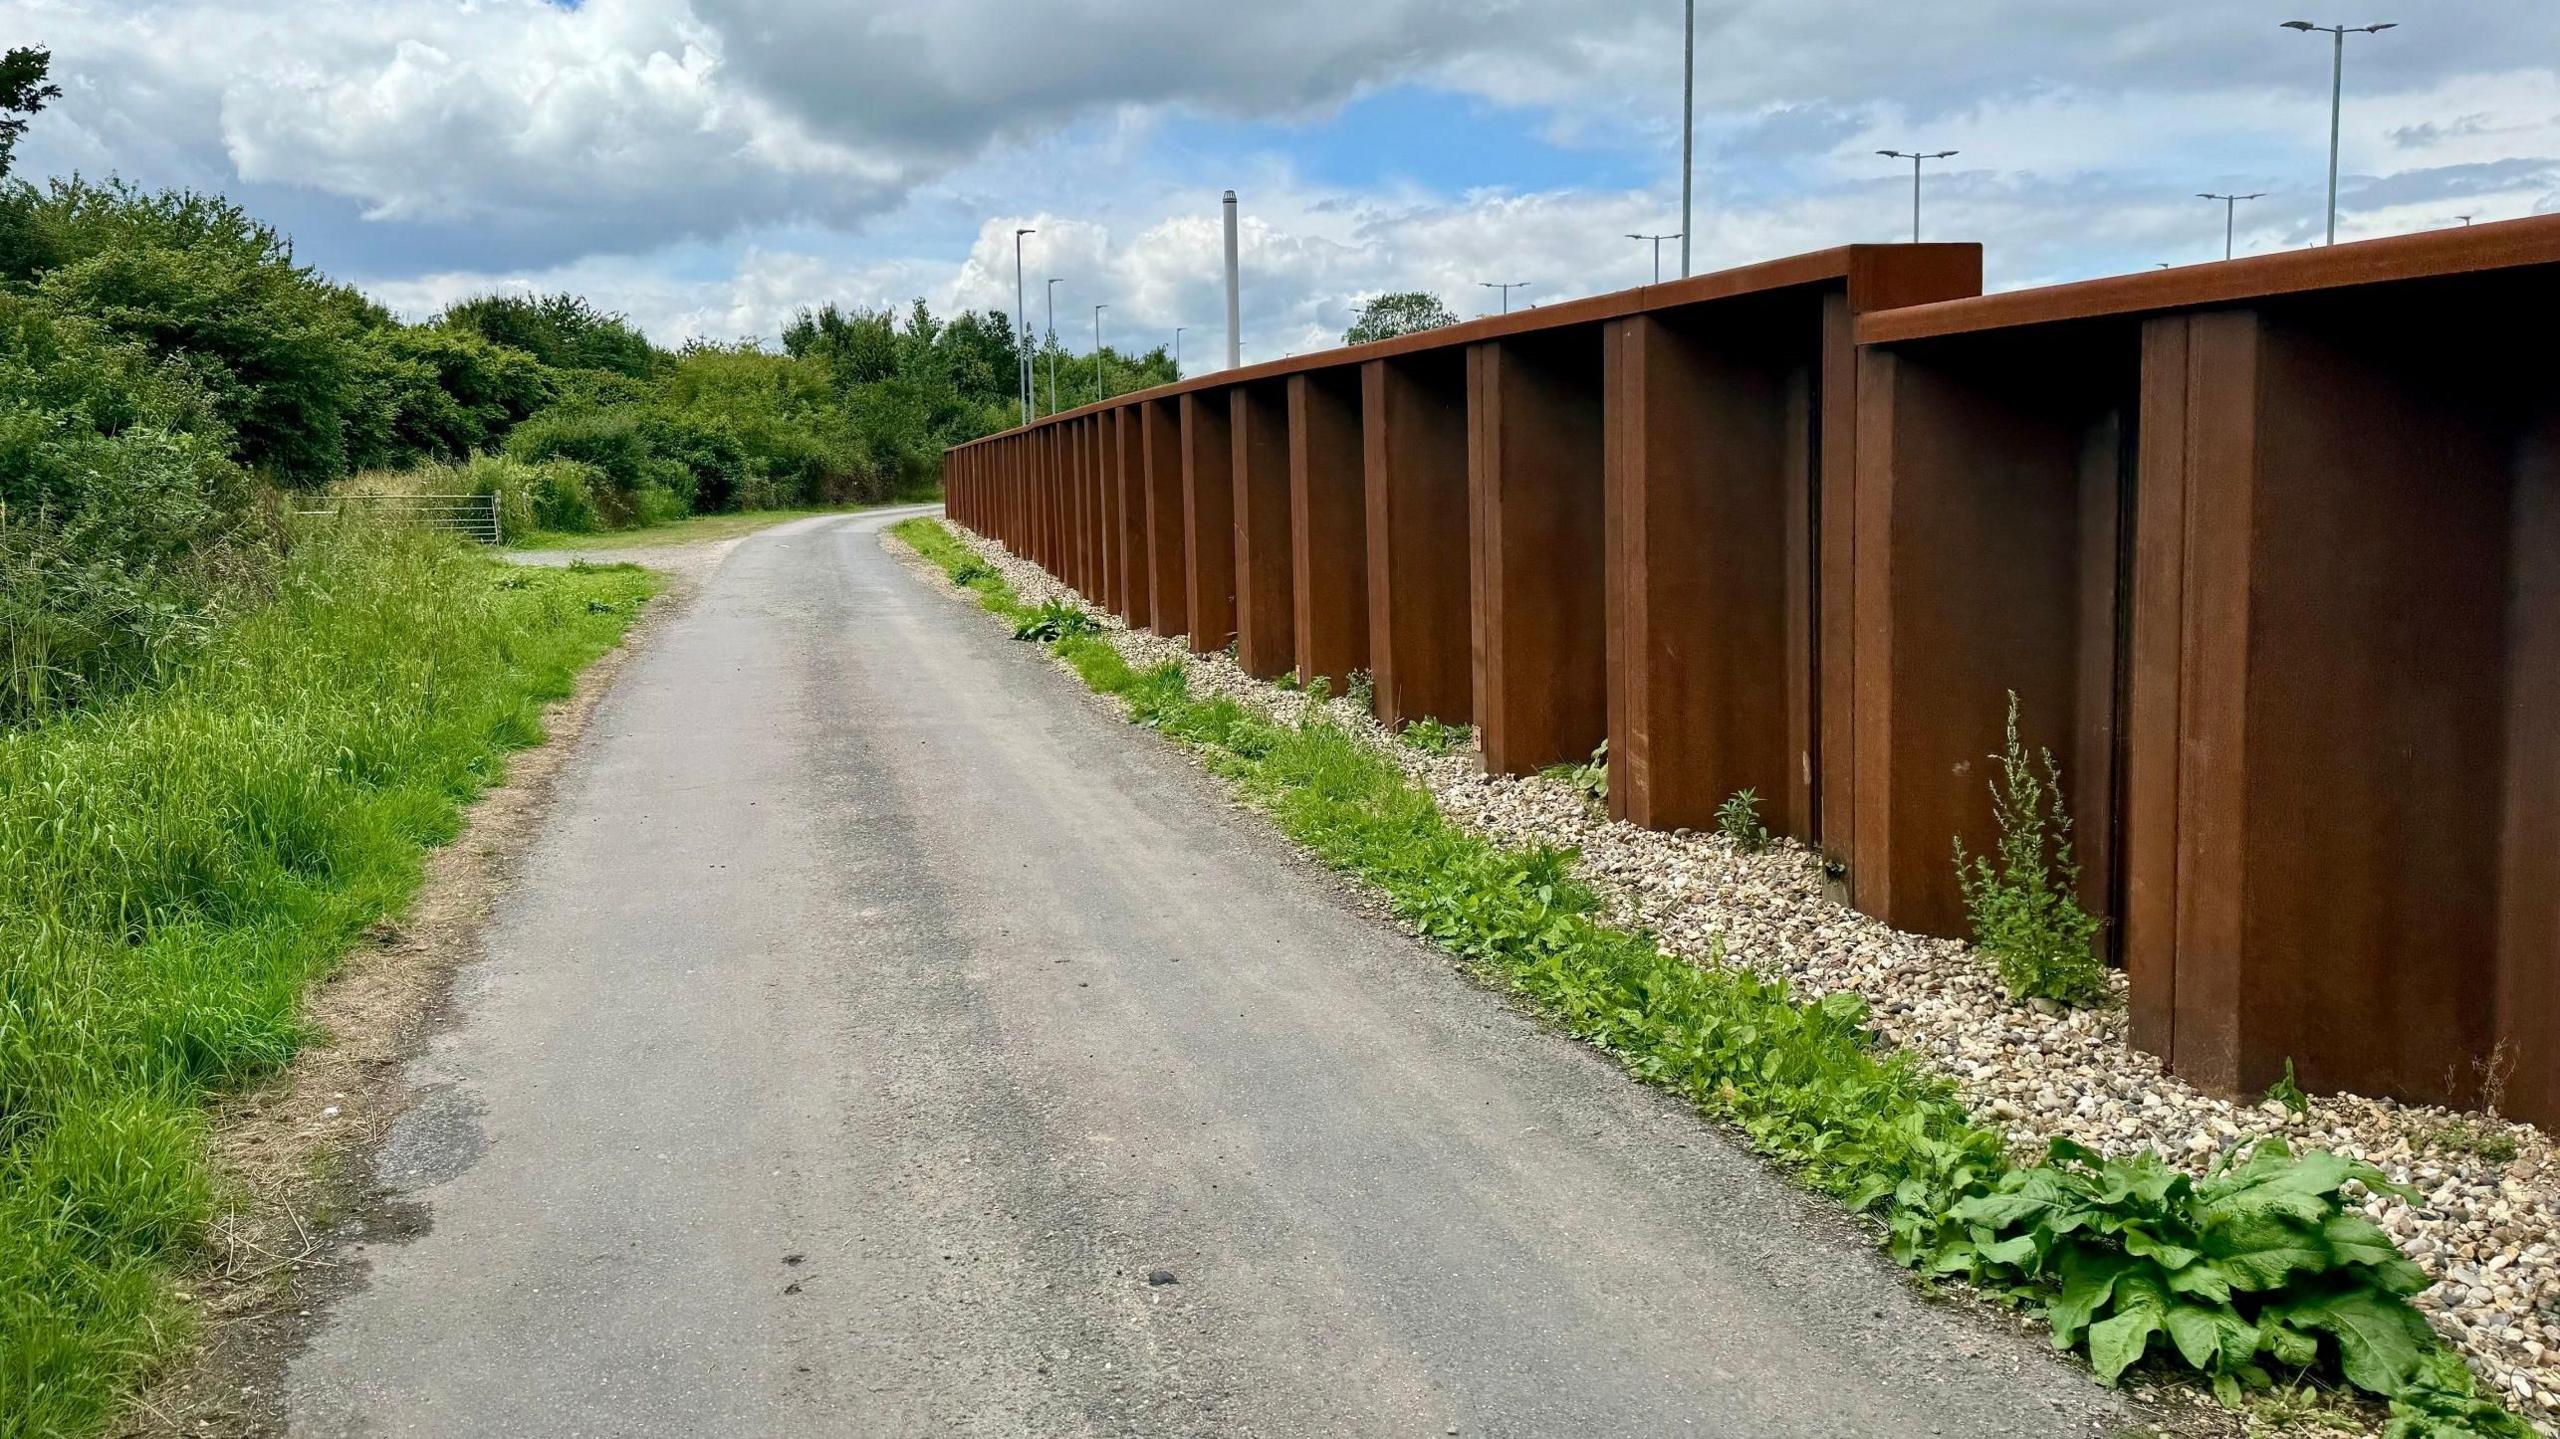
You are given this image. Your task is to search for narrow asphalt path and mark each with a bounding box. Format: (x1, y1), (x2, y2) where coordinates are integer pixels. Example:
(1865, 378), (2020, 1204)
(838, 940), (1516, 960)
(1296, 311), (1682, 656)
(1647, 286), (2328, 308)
(286, 510), (2134, 1438)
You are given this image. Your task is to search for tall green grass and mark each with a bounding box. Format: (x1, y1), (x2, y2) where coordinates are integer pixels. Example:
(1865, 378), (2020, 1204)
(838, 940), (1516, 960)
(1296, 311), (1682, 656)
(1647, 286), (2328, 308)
(0, 522), (656, 1437)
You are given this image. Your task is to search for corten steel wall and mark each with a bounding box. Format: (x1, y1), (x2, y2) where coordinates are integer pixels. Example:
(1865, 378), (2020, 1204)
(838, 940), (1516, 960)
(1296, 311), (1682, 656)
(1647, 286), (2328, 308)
(1141, 398), (1189, 638)
(1181, 390), (1239, 655)
(1365, 348), (1474, 727)
(1289, 369), (1368, 689)
(1231, 380), (1297, 679)
(934, 220), (2560, 1124)
(1854, 215), (2560, 1126)
(1470, 328), (1609, 775)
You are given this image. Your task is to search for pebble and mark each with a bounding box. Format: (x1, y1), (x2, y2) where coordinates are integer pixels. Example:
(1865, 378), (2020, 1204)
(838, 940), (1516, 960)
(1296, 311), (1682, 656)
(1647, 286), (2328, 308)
(938, 522), (2560, 1438)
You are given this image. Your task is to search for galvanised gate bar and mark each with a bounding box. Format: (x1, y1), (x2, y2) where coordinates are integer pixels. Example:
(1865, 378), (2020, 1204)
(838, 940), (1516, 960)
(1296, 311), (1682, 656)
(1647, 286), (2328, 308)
(942, 219), (2560, 1127)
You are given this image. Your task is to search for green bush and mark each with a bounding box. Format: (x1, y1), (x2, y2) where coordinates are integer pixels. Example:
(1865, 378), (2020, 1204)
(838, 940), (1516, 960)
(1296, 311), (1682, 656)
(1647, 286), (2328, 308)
(630, 483), (688, 528)
(1955, 693), (2109, 1008)
(503, 406), (692, 511)
(434, 291), (658, 380)
(525, 460), (606, 534)
(354, 324), (556, 467)
(0, 292), (265, 721)
(18, 180), (371, 486)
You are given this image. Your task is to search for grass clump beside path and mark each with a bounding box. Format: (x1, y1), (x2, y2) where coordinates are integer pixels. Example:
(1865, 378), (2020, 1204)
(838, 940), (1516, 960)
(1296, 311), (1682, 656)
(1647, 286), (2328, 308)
(889, 517), (2527, 1438)
(1, 523), (657, 1438)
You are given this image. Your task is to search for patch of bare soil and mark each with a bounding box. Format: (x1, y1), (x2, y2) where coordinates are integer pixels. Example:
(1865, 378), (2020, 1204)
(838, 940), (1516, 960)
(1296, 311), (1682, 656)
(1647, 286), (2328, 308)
(113, 562), (704, 1439)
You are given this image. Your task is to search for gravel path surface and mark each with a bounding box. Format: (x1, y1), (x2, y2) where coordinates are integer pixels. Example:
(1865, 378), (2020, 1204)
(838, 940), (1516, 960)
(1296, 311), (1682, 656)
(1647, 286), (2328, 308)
(944, 519), (2560, 1433)
(283, 510), (2137, 1438)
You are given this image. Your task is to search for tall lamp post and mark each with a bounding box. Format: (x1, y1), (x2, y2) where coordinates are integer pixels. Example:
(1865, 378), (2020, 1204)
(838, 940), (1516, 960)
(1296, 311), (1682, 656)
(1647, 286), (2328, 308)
(1877, 150), (1958, 243)
(1044, 277), (1063, 416)
(1479, 280), (1529, 315)
(1012, 227), (1036, 425)
(1627, 232), (1681, 284)
(1092, 304), (1109, 400)
(2281, 20), (2397, 246)
(1679, 0), (1695, 278)
(2198, 191), (2267, 260)
(1174, 326), (1188, 375)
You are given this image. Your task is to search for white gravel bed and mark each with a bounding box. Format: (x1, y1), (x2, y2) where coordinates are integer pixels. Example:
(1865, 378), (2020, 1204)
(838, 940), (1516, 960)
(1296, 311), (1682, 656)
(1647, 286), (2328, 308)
(933, 521), (2558, 1431)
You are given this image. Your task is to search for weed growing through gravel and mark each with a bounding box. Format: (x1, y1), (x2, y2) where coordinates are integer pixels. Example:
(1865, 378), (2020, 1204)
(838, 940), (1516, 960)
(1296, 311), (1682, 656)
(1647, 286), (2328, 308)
(893, 519), (2524, 1436)
(1541, 741), (1608, 806)
(1399, 718), (1470, 755)
(1954, 692), (2110, 1009)
(0, 525), (657, 1439)
(1717, 788), (1773, 853)
(1011, 599), (1101, 643)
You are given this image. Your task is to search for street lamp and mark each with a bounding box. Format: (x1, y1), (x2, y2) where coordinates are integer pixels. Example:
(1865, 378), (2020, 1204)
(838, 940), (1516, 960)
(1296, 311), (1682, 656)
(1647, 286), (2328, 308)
(1877, 150), (1958, 244)
(1174, 326), (1188, 374)
(1679, 0), (1695, 278)
(1479, 280), (1529, 314)
(2198, 191), (2267, 260)
(1013, 227), (1036, 425)
(1092, 304), (1109, 399)
(2456, 214), (2475, 226)
(1044, 277), (1064, 416)
(1628, 232), (1682, 285)
(2281, 21), (2397, 246)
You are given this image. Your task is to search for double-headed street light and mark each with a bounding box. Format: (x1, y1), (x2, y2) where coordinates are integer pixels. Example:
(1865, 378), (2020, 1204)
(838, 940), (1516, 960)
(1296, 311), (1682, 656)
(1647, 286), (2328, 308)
(2198, 191), (2267, 260)
(2281, 20), (2397, 246)
(1479, 280), (1529, 315)
(1878, 150), (1958, 244)
(1013, 227), (1036, 425)
(1627, 232), (1682, 285)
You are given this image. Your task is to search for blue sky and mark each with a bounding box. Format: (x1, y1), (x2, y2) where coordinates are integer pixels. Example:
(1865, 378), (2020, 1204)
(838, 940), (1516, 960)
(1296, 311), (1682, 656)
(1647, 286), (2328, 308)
(8, 0), (2555, 359)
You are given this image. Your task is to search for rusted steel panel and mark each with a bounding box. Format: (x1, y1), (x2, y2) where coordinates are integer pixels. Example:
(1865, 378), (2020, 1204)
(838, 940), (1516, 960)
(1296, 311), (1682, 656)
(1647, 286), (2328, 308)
(1181, 390), (1239, 654)
(1363, 353), (1472, 727)
(2501, 405), (2560, 1125)
(1230, 381), (1295, 679)
(1142, 398), (1189, 639)
(1468, 331), (1608, 776)
(1115, 408), (1151, 629)
(1288, 369), (1369, 690)
(1602, 303), (1809, 832)
(1847, 332), (2130, 941)
(1094, 417), (1119, 614)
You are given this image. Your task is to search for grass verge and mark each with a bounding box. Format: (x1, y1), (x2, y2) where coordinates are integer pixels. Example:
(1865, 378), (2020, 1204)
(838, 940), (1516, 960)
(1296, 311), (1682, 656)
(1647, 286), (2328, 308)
(889, 517), (2526, 1439)
(1, 524), (658, 1437)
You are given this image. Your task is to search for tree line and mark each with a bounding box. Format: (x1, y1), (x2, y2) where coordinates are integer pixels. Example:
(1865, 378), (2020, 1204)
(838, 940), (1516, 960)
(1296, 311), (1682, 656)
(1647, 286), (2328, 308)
(0, 45), (1179, 721)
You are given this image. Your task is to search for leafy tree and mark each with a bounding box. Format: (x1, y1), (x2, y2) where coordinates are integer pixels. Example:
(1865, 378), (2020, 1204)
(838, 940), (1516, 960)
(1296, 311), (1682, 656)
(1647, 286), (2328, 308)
(0, 47), (59, 181)
(1344, 290), (1457, 346)
(437, 292), (659, 380)
(25, 183), (369, 484)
